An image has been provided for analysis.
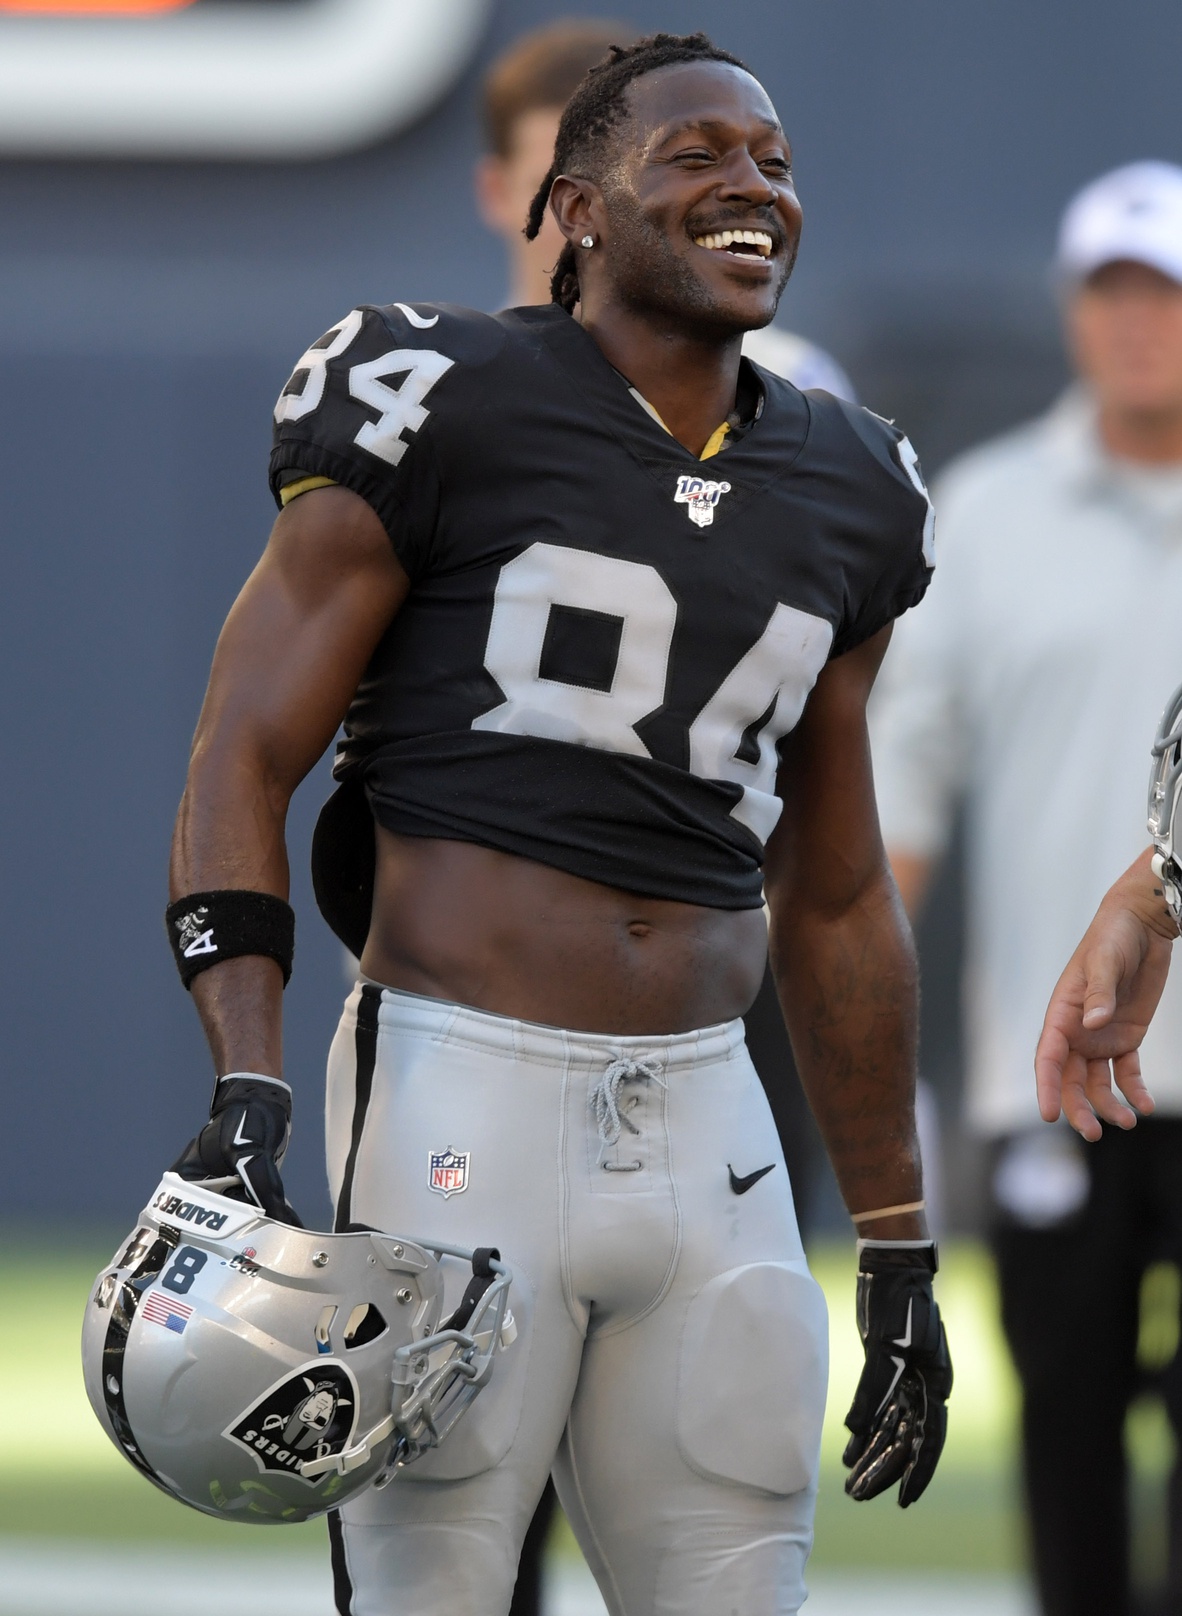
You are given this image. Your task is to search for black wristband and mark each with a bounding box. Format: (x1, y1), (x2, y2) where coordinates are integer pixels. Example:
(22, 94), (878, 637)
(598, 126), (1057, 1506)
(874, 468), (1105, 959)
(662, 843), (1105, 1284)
(166, 890), (295, 989)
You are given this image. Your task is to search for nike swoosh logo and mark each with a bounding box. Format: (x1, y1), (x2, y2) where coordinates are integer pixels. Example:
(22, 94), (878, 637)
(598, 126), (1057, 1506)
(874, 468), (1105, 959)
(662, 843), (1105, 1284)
(235, 1157), (266, 1210)
(394, 302), (438, 328)
(728, 1162), (776, 1196)
(893, 1299), (914, 1352)
(876, 1300), (915, 1415)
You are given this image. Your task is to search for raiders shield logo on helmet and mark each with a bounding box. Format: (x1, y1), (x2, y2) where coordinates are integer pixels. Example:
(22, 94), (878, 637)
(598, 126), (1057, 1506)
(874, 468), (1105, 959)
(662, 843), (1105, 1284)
(222, 1361), (359, 1484)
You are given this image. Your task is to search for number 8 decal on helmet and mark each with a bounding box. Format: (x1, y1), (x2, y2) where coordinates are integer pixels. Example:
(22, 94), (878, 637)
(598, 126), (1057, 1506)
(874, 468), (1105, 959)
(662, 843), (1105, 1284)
(161, 1246), (207, 1294)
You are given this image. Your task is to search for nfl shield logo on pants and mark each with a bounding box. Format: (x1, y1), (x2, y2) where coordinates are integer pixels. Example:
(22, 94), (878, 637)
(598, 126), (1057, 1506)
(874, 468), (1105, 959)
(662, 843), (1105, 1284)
(428, 1148), (470, 1199)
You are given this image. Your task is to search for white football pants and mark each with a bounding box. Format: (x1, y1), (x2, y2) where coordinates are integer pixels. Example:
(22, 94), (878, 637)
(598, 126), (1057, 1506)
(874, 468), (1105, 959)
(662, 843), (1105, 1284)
(324, 982), (828, 1616)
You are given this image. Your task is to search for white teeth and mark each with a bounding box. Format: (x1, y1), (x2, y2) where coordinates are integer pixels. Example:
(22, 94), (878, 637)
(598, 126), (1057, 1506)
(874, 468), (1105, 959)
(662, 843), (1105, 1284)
(693, 229), (774, 257)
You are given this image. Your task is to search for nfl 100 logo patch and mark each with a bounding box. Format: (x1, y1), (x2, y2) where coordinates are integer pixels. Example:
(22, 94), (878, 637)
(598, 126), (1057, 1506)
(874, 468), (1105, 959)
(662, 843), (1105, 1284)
(428, 1148), (470, 1199)
(674, 474), (731, 529)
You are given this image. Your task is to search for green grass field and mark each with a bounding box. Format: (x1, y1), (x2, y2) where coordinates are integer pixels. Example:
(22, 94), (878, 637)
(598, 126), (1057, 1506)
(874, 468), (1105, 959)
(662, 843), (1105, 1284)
(2, 1233), (1033, 1571)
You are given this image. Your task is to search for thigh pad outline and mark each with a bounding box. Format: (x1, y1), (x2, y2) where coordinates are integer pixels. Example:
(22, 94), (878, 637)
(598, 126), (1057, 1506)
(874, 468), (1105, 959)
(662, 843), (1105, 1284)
(676, 1262), (828, 1497)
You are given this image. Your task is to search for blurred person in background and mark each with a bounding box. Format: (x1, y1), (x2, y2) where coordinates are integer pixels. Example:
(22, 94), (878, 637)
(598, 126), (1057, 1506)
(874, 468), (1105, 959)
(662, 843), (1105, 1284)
(474, 24), (856, 1609)
(870, 161), (1182, 1616)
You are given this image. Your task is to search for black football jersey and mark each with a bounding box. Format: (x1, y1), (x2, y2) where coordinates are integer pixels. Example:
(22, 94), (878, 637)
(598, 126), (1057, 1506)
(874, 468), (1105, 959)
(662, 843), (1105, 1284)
(269, 302), (933, 926)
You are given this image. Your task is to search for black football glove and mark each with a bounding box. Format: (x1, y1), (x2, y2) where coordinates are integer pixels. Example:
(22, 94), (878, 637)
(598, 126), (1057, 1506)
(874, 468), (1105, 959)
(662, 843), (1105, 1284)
(843, 1242), (952, 1508)
(170, 1073), (302, 1227)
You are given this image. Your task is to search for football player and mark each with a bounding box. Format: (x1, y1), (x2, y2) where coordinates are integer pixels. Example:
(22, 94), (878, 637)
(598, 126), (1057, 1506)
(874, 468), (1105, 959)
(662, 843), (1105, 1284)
(167, 33), (950, 1616)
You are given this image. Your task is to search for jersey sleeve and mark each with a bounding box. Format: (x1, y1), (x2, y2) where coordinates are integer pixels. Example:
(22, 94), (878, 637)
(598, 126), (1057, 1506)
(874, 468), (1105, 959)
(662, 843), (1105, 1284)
(826, 400), (936, 658)
(268, 303), (459, 579)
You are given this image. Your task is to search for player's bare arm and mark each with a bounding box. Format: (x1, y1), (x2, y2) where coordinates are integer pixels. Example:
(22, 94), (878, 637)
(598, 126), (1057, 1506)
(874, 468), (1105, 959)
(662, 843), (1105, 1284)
(766, 625), (951, 1507)
(171, 483), (410, 1077)
(1035, 846), (1177, 1139)
(764, 623), (925, 1244)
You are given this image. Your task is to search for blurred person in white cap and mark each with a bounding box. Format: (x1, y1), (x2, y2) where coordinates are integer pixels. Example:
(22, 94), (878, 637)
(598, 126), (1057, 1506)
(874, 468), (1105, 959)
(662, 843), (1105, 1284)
(474, 27), (857, 1613)
(870, 159), (1182, 1616)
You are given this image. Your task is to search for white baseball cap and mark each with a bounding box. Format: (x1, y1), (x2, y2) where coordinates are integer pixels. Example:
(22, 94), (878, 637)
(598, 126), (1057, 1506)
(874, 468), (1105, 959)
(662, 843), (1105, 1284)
(1057, 160), (1182, 286)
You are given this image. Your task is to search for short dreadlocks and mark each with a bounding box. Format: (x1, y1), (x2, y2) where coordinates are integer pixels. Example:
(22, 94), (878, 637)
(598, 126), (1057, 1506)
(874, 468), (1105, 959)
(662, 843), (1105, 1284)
(523, 32), (751, 314)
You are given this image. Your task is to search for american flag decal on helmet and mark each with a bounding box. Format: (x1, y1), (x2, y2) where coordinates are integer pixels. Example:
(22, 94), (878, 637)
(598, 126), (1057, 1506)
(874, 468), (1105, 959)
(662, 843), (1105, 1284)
(428, 1148), (470, 1199)
(142, 1292), (194, 1334)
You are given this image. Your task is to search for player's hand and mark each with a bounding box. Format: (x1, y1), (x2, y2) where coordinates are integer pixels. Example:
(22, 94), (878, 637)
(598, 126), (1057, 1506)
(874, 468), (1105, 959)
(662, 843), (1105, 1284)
(170, 1073), (302, 1226)
(1035, 850), (1176, 1142)
(843, 1244), (951, 1508)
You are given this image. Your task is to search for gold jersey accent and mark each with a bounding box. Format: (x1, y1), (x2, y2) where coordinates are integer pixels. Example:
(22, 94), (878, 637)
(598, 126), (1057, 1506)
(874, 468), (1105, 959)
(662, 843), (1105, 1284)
(626, 385), (731, 462)
(279, 474), (338, 507)
(699, 421), (729, 461)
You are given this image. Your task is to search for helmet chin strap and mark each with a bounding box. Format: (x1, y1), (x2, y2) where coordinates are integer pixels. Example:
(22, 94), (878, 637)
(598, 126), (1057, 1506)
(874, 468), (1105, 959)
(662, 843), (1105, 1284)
(299, 1411), (396, 1479)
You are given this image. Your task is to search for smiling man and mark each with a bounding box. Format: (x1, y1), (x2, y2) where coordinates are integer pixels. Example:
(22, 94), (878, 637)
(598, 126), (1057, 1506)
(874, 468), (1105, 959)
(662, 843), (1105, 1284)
(167, 33), (948, 1616)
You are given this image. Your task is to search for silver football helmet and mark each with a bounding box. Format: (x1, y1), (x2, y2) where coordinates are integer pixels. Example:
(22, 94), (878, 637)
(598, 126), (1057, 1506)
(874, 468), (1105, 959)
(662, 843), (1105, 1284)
(81, 1172), (514, 1523)
(1149, 681), (1182, 927)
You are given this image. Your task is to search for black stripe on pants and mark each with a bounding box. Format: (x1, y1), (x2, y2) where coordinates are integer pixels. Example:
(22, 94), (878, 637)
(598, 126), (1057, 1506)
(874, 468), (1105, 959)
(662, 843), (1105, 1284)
(326, 984), (383, 1615)
(334, 982), (383, 1234)
(328, 1509), (355, 1615)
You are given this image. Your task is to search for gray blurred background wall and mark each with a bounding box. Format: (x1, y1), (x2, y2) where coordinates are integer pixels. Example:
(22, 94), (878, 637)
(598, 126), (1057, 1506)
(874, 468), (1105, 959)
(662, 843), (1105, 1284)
(3, 0), (1178, 1228)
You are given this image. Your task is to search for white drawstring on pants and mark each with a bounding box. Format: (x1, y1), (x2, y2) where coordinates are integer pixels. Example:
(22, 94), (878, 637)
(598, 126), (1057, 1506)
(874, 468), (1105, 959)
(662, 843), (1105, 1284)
(589, 1058), (666, 1168)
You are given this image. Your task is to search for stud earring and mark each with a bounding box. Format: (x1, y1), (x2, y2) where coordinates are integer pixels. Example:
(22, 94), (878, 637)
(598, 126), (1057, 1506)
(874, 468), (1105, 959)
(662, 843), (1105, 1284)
(581, 234), (595, 249)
